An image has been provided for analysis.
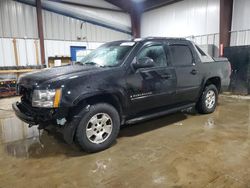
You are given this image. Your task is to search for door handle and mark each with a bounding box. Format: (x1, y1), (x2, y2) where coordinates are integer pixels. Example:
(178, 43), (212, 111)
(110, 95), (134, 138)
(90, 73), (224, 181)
(162, 74), (172, 79)
(191, 69), (198, 75)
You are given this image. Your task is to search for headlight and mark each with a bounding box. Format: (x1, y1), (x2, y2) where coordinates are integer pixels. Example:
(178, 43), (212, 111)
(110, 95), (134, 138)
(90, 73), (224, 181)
(32, 89), (62, 108)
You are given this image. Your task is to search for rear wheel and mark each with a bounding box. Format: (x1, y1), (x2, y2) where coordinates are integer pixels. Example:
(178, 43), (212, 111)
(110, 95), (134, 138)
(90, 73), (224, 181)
(196, 84), (218, 114)
(75, 103), (120, 153)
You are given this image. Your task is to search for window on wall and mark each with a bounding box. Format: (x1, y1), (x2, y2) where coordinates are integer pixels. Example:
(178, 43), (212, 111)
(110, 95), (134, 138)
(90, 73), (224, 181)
(137, 45), (167, 67)
(168, 45), (193, 66)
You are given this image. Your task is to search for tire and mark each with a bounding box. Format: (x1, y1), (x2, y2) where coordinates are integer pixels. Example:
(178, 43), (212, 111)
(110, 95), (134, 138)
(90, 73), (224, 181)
(75, 103), (120, 153)
(196, 84), (218, 114)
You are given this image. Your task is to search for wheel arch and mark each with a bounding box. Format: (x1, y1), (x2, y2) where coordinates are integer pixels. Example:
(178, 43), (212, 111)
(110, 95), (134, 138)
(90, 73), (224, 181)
(63, 92), (125, 145)
(74, 93), (125, 122)
(204, 77), (221, 93)
(196, 76), (221, 103)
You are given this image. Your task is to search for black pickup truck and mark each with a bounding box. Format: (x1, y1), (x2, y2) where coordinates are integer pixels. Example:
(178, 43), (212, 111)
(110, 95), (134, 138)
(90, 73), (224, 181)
(13, 37), (231, 152)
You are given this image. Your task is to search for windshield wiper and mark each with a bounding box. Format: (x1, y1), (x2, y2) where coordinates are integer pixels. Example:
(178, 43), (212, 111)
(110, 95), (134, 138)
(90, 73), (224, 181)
(83, 62), (97, 65)
(82, 62), (108, 68)
(79, 61), (113, 68)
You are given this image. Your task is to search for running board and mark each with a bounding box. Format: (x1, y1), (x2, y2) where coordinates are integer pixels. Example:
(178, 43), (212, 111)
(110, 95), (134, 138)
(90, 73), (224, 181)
(125, 103), (195, 125)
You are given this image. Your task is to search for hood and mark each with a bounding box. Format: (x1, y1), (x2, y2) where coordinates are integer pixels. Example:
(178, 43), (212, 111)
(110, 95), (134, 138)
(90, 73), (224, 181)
(18, 65), (100, 87)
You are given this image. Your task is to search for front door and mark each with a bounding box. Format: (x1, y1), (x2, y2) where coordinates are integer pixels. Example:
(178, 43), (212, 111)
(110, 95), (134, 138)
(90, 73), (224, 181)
(126, 42), (177, 114)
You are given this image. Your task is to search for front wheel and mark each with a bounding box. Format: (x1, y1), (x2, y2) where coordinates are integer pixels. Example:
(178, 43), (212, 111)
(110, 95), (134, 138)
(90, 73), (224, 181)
(75, 103), (120, 153)
(196, 84), (218, 114)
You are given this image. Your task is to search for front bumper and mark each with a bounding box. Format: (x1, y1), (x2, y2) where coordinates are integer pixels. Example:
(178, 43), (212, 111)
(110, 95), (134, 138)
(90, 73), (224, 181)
(12, 101), (91, 144)
(13, 101), (70, 126)
(12, 102), (37, 125)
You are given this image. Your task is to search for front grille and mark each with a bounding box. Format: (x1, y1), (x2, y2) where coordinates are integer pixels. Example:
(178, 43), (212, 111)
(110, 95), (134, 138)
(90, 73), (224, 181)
(19, 86), (33, 104)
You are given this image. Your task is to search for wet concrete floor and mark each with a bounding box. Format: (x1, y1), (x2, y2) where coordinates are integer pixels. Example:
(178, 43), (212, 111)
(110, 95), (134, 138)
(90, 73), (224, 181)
(0, 96), (250, 187)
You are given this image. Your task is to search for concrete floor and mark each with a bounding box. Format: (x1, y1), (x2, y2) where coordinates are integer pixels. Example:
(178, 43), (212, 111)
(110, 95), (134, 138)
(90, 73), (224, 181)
(0, 96), (250, 188)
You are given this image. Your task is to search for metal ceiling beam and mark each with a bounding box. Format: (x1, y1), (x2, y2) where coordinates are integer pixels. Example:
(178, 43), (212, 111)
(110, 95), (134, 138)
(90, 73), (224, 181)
(105, 0), (142, 37)
(104, 0), (133, 13)
(219, 0), (234, 56)
(16, 0), (131, 35)
(105, 0), (182, 12)
(142, 0), (183, 12)
(105, 0), (182, 38)
(48, 0), (125, 12)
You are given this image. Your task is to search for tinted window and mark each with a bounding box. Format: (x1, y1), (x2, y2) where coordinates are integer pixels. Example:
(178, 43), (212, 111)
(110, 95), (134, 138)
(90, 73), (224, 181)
(137, 45), (167, 67)
(169, 45), (193, 66)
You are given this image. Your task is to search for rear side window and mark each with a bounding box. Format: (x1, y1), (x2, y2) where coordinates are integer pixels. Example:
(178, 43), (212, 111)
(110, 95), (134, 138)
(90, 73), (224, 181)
(137, 45), (167, 67)
(168, 45), (193, 66)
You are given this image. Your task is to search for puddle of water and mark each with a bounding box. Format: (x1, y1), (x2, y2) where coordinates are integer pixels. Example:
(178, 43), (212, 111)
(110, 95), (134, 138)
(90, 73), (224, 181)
(0, 116), (82, 158)
(204, 117), (215, 129)
(0, 117), (39, 143)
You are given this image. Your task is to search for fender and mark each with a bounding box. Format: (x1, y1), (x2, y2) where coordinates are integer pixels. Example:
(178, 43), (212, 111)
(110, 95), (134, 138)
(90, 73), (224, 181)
(73, 90), (111, 105)
(73, 89), (129, 114)
(62, 91), (127, 144)
(197, 76), (221, 102)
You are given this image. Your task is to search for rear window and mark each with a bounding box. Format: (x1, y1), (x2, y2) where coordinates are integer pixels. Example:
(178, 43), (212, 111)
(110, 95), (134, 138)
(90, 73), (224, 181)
(168, 45), (193, 66)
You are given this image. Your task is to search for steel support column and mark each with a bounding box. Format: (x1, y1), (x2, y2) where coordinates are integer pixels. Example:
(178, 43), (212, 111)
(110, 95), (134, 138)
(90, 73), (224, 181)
(131, 9), (141, 38)
(219, 0), (233, 56)
(36, 0), (45, 65)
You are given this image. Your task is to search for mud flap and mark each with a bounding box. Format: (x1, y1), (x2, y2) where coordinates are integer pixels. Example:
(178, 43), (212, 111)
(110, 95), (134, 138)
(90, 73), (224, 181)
(61, 105), (90, 144)
(62, 118), (81, 144)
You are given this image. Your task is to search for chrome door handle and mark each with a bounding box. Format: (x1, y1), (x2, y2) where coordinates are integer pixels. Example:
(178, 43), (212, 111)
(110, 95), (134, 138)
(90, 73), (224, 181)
(162, 74), (172, 79)
(191, 69), (198, 75)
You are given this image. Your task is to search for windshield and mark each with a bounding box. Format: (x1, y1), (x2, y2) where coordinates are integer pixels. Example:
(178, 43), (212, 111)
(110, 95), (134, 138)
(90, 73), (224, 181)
(79, 42), (135, 67)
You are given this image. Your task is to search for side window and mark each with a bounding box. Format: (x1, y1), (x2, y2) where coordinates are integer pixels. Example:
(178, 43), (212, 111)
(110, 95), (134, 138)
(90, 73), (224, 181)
(137, 45), (167, 67)
(168, 45), (193, 66)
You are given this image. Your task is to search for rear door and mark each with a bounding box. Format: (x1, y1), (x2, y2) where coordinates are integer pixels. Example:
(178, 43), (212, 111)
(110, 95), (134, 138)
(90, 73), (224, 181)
(167, 43), (202, 104)
(126, 42), (177, 114)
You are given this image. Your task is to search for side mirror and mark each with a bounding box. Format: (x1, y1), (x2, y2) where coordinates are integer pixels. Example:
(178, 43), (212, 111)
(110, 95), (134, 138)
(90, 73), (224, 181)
(133, 57), (155, 69)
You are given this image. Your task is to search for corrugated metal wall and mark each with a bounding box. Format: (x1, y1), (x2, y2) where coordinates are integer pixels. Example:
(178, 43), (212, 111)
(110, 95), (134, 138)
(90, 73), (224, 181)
(0, 38), (39, 66)
(141, 0), (220, 38)
(0, 0), (131, 41)
(0, 0), (38, 38)
(0, 0), (131, 67)
(42, 10), (130, 42)
(230, 0), (250, 46)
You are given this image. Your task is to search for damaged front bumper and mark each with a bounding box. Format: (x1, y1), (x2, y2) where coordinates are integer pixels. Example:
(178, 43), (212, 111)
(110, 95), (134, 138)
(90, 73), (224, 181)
(12, 102), (38, 125)
(12, 101), (68, 125)
(12, 101), (91, 144)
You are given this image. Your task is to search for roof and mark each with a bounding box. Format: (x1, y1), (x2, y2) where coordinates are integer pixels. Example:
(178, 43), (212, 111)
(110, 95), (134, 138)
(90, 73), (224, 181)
(132, 37), (188, 42)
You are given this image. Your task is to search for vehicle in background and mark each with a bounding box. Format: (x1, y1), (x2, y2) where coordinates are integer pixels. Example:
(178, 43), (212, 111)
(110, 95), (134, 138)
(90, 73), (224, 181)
(0, 80), (17, 98)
